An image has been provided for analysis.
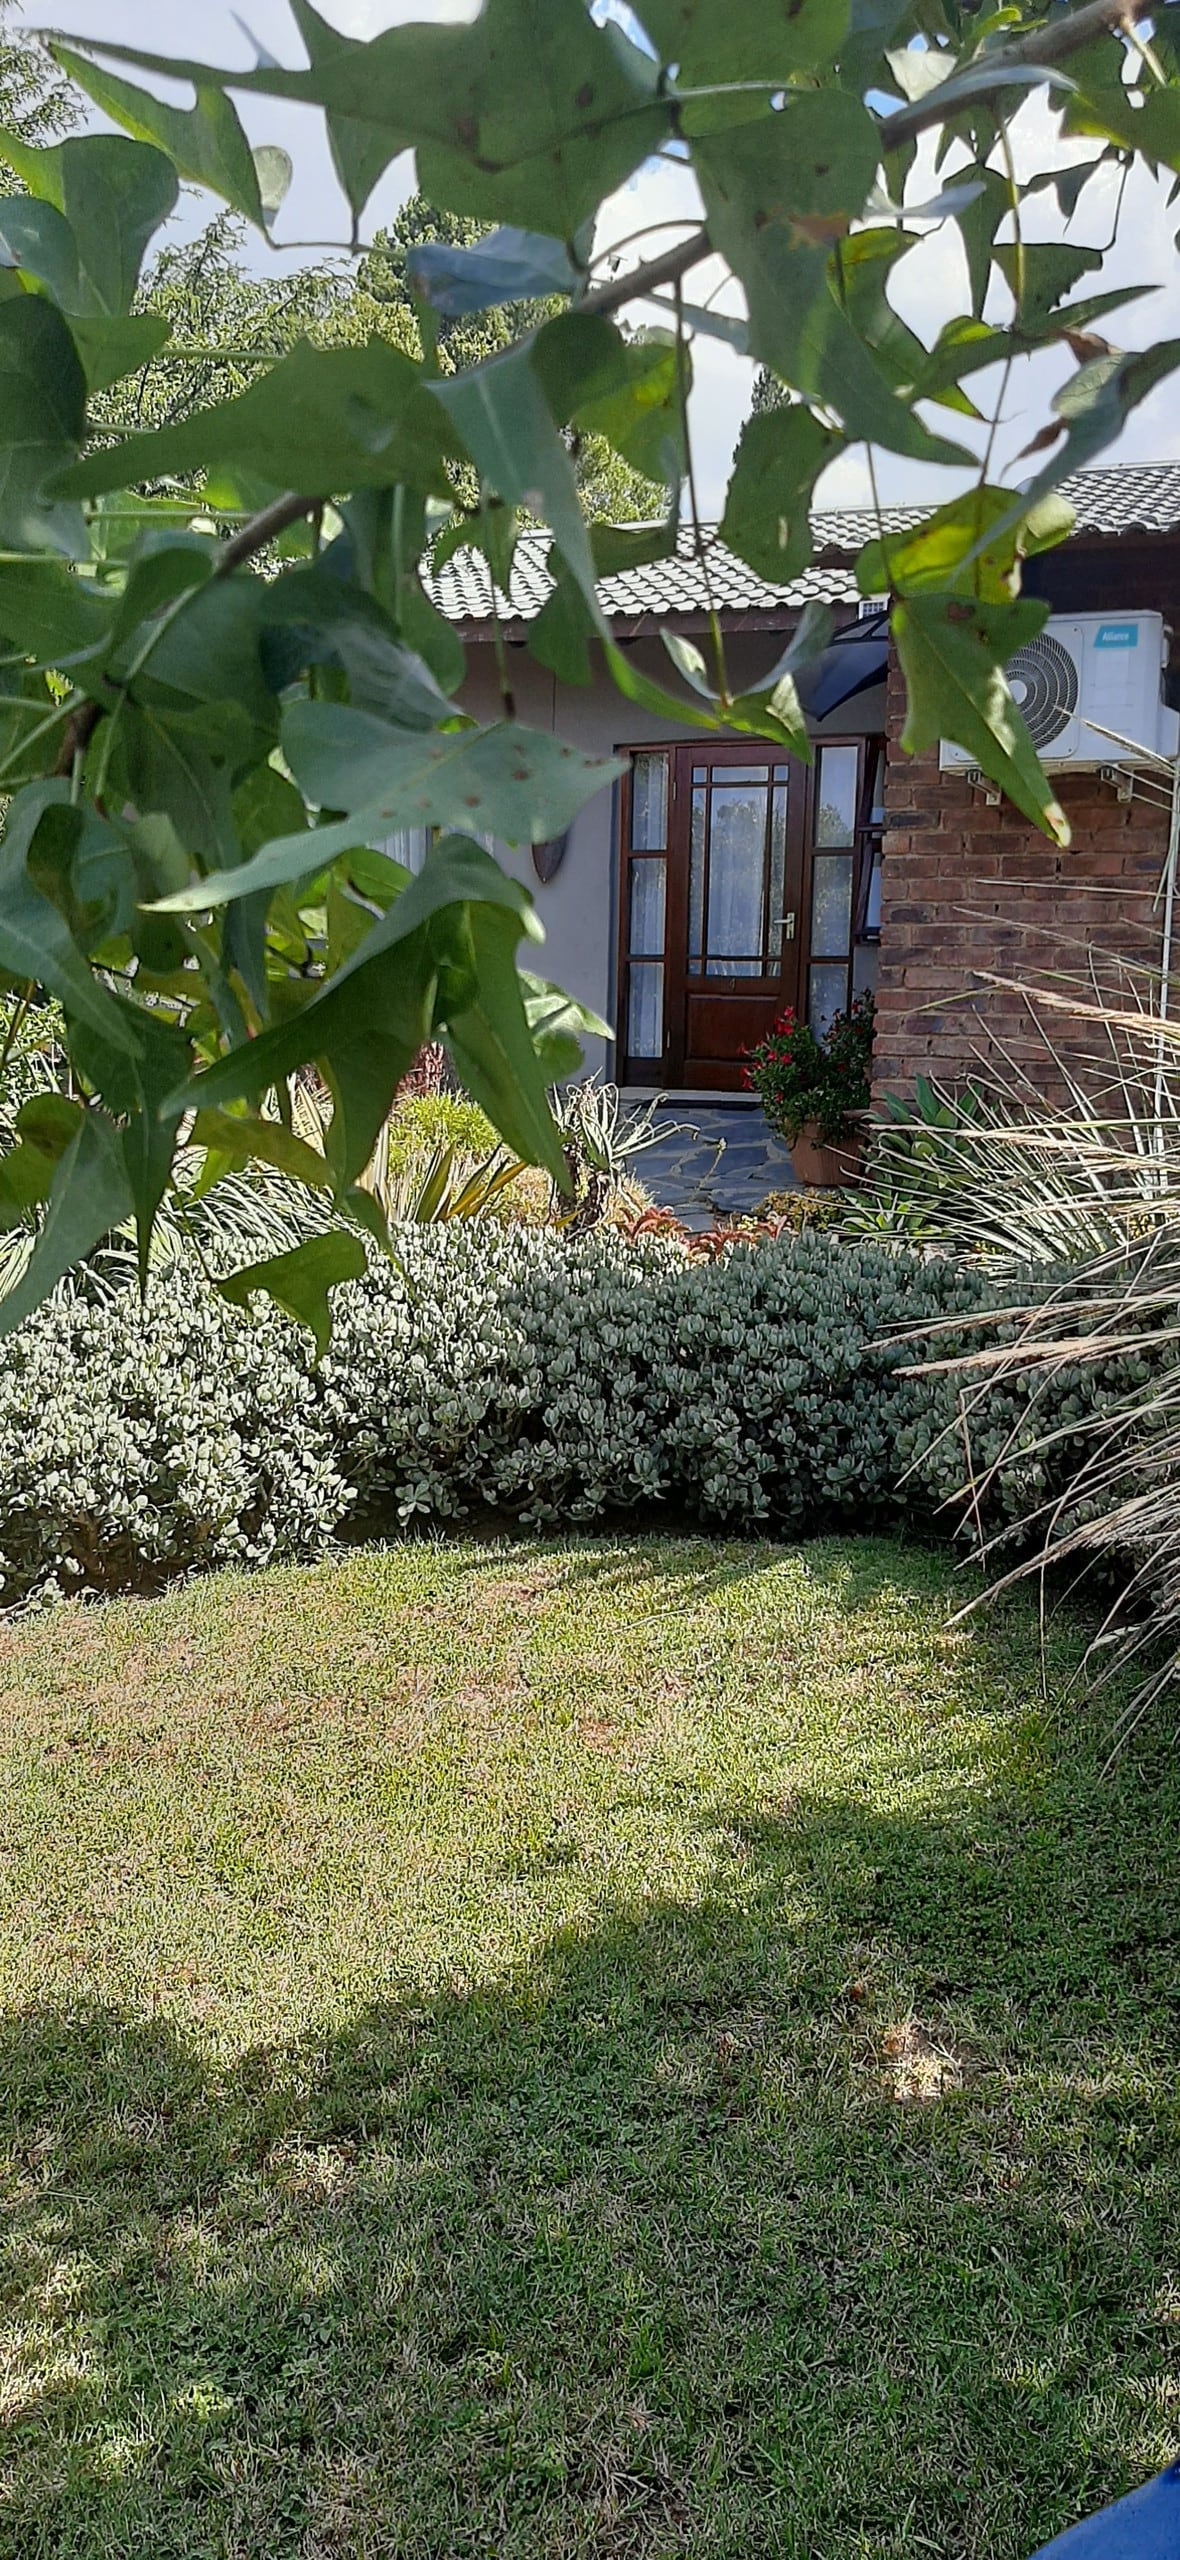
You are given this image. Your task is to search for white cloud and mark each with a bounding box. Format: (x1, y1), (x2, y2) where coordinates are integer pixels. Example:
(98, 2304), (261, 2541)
(324, 0), (477, 27)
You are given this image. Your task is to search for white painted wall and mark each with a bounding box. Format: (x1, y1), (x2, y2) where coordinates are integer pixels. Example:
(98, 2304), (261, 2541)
(462, 636), (887, 1082)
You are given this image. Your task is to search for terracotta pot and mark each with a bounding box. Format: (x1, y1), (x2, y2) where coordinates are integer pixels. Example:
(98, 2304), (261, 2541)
(788, 1118), (866, 1189)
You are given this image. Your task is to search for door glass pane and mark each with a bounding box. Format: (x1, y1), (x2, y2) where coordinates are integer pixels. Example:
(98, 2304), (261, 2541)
(627, 961), (664, 1058)
(809, 961), (850, 1038)
(630, 752), (668, 850)
(769, 781), (788, 956)
(815, 745), (859, 846)
(689, 786), (706, 967)
(706, 779), (767, 977)
(811, 851), (853, 957)
(629, 857), (666, 958)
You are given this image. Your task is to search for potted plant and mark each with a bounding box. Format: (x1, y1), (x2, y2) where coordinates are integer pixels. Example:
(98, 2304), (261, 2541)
(743, 992), (875, 1187)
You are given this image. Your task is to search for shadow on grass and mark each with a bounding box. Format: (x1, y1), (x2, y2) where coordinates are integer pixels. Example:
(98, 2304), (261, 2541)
(2, 1714), (1178, 2560)
(395, 1523), (973, 1623)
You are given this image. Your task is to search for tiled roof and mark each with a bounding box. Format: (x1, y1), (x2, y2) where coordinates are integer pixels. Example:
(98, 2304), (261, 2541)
(809, 462), (1180, 557)
(425, 522), (862, 626)
(426, 463), (1180, 629)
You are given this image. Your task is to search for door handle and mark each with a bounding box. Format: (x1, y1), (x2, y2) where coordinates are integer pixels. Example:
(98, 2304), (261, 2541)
(775, 912), (796, 940)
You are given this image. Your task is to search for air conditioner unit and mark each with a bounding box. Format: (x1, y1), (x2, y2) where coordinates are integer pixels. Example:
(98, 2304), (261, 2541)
(940, 611), (1179, 770)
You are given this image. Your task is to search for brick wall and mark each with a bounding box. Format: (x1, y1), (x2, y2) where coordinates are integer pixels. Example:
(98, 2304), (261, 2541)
(872, 649), (1171, 1106)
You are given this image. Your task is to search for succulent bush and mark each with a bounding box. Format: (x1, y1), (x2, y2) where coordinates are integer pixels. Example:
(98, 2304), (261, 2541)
(1, 1222), (1170, 1613)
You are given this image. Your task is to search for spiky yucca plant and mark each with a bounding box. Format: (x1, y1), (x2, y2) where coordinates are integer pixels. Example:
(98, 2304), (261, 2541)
(900, 976), (1180, 1742)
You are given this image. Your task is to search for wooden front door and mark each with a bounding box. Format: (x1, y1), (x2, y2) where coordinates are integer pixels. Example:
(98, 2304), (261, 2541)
(617, 737), (877, 1090)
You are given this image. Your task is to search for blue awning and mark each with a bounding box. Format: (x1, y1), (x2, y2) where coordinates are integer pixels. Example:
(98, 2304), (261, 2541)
(800, 611), (890, 719)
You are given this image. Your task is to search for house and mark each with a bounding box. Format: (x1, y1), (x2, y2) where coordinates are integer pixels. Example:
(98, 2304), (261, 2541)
(424, 462), (1180, 1106)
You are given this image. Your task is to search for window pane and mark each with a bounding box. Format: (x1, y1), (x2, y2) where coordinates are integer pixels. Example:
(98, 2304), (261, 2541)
(811, 851), (853, 956)
(627, 961), (664, 1058)
(630, 752), (668, 850)
(864, 846), (883, 936)
(707, 780), (767, 967)
(815, 745), (859, 846)
(865, 739), (886, 823)
(629, 857), (666, 958)
(809, 961), (850, 1039)
(383, 825), (430, 875)
(689, 786), (706, 967)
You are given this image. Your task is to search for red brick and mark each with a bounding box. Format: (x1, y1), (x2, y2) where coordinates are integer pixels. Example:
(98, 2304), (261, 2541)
(877, 635), (1171, 1104)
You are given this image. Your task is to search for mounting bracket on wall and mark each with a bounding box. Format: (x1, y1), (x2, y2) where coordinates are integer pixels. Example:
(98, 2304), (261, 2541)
(962, 766), (1001, 806)
(1096, 758), (1180, 814)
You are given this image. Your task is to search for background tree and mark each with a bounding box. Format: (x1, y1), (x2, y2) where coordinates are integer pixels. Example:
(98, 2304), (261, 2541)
(0, 0), (73, 168)
(107, 198), (662, 518)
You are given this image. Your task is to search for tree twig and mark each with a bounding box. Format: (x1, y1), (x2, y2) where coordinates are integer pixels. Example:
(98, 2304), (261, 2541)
(578, 228), (713, 317)
(876, 0), (1155, 151)
(214, 488), (318, 575)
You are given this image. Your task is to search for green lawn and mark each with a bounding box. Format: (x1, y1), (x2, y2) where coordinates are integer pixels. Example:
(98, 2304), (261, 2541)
(0, 1537), (1176, 2559)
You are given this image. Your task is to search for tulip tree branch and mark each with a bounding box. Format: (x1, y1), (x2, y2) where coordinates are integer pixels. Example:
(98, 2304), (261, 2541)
(876, 0), (1156, 150)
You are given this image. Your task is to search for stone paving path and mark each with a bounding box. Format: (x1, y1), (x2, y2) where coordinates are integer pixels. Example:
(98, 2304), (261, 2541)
(636, 1101), (796, 1227)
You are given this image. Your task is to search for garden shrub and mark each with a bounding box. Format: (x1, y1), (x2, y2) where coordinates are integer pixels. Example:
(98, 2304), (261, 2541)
(0, 1272), (350, 1606)
(382, 1094), (501, 1174)
(0, 1228), (1169, 1608)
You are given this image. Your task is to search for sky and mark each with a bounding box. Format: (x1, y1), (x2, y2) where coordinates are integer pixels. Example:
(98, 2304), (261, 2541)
(22, 0), (1180, 517)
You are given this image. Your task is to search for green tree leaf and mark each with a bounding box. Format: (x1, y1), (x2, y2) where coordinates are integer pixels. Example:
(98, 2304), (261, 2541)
(856, 487), (1073, 604)
(0, 195), (79, 303)
(994, 239), (1102, 325)
(68, 312), (171, 394)
(56, 2), (671, 240)
(893, 593), (1068, 844)
(431, 337), (600, 616)
(0, 129), (177, 315)
(520, 969), (611, 1081)
(951, 164), (1012, 319)
(52, 44), (267, 229)
(533, 312), (686, 482)
(0, 784), (141, 1049)
(0, 295), (86, 554)
(1020, 340), (1180, 511)
(720, 402), (835, 582)
(69, 997), (190, 1286)
(54, 337), (463, 502)
(694, 105), (973, 462)
(286, 0), (396, 230)
(637, 0), (848, 80)
(444, 899), (568, 1187)
(1065, 35), (1180, 177)
(217, 1231), (368, 1358)
(527, 554), (595, 687)
(187, 930), (439, 1180)
(258, 567), (458, 727)
(0, 1107), (133, 1340)
(191, 1108), (334, 1192)
(408, 224), (578, 314)
(289, 700), (618, 846)
(0, 1092), (83, 1222)
(0, 555), (111, 669)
